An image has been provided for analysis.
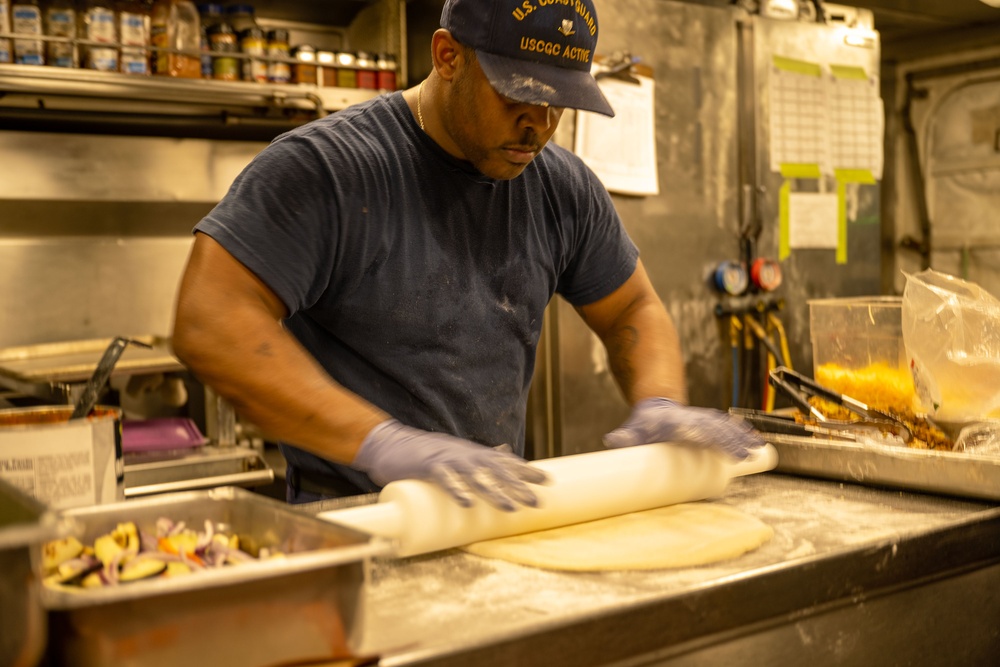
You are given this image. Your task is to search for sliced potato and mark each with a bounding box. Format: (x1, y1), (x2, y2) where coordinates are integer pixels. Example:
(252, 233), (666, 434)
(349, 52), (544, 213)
(164, 561), (193, 577)
(42, 537), (84, 574)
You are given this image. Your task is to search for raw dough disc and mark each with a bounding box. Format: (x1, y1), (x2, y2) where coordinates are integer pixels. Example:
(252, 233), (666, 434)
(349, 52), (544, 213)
(462, 503), (774, 572)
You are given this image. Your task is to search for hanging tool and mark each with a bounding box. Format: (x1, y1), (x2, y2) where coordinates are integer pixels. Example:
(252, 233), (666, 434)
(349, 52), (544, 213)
(71, 337), (153, 419)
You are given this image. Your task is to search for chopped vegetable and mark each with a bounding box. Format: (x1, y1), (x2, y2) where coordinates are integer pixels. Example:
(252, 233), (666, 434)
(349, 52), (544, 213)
(42, 516), (284, 590)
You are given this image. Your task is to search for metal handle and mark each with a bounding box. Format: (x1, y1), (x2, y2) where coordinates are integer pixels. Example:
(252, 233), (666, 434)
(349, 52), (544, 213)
(124, 469), (275, 498)
(71, 336), (152, 419)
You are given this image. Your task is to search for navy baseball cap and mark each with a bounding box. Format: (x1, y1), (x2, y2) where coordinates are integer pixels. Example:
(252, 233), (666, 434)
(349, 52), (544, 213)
(441, 0), (614, 117)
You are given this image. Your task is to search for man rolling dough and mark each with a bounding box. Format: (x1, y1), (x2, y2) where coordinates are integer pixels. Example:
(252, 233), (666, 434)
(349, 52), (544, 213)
(171, 0), (766, 511)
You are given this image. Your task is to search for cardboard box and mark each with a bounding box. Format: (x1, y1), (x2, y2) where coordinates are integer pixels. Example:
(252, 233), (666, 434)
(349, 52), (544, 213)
(0, 406), (124, 509)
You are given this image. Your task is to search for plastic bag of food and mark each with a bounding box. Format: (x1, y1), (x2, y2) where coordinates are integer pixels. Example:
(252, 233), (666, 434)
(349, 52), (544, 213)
(901, 269), (1000, 423)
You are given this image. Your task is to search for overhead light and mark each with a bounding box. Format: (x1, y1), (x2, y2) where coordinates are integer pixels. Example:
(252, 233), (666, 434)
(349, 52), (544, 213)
(979, 0), (1000, 7)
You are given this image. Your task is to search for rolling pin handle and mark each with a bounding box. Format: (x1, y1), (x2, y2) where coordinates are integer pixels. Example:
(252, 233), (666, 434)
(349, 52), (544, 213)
(318, 501), (405, 541)
(727, 443), (779, 478)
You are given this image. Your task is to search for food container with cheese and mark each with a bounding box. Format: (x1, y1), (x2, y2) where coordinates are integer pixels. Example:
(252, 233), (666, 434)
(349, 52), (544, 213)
(808, 296), (916, 413)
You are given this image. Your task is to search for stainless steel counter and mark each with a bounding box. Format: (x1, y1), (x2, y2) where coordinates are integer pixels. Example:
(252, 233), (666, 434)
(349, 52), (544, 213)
(302, 473), (1000, 666)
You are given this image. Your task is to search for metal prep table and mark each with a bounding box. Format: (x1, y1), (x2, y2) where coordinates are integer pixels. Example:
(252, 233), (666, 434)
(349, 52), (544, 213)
(302, 473), (1000, 667)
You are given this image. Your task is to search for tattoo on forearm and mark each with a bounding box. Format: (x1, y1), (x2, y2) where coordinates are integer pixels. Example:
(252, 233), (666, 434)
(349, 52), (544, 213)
(609, 325), (638, 388)
(254, 341), (275, 357)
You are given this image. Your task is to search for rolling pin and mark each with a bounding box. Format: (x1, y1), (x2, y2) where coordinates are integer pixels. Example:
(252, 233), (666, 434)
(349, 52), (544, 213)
(318, 442), (778, 557)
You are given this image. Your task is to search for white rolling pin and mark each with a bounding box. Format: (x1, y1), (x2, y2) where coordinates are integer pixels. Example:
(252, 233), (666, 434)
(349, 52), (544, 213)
(318, 442), (778, 558)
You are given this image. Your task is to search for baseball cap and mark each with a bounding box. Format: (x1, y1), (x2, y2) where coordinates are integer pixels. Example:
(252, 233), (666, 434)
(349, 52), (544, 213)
(440, 0), (614, 117)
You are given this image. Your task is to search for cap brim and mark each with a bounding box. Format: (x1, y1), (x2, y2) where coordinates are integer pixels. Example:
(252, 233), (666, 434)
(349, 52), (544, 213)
(476, 51), (615, 117)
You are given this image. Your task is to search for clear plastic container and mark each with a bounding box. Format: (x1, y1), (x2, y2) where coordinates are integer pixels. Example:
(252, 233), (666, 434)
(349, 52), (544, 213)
(809, 296), (915, 412)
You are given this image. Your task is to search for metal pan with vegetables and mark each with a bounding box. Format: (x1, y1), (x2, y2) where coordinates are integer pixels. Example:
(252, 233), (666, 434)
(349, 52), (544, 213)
(40, 487), (383, 667)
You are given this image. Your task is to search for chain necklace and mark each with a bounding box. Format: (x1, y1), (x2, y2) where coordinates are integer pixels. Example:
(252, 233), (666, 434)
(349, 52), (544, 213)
(417, 80), (426, 131)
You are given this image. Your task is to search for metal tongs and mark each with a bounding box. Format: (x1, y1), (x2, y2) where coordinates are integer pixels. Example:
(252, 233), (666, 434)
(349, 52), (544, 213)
(766, 366), (912, 444)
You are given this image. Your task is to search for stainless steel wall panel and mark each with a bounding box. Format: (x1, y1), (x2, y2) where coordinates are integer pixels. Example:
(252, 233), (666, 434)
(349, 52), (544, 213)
(0, 238), (193, 348)
(0, 132), (265, 203)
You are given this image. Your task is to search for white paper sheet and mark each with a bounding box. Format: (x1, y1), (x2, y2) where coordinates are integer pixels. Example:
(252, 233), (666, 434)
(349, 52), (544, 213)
(768, 57), (883, 178)
(768, 60), (829, 171)
(828, 71), (884, 177)
(789, 192), (839, 249)
(574, 74), (658, 196)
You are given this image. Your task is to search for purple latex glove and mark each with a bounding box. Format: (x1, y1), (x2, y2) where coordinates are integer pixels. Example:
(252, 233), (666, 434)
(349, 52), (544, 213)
(352, 419), (549, 511)
(603, 398), (766, 460)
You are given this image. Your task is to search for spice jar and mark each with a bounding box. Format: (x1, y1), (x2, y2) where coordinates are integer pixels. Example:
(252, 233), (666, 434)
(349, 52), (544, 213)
(239, 26), (266, 82)
(376, 53), (398, 92)
(317, 50), (336, 87)
(355, 50), (377, 90)
(335, 50), (356, 88)
(266, 28), (290, 83)
(208, 21), (238, 81)
(197, 3), (223, 78)
(292, 44), (317, 85)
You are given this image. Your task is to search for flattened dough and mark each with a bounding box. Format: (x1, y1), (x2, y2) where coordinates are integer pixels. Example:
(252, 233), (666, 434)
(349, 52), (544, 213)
(462, 503), (773, 572)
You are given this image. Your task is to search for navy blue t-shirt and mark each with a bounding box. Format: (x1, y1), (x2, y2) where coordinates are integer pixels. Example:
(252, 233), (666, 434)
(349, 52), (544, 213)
(195, 92), (638, 492)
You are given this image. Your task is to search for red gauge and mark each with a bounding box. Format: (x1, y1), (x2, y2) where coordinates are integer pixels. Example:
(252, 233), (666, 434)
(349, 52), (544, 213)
(750, 258), (783, 291)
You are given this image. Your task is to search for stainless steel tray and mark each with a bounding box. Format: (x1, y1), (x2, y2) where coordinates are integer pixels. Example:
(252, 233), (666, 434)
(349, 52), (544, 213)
(0, 335), (183, 384)
(0, 477), (67, 667)
(123, 445), (274, 498)
(43, 486), (386, 667)
(770, 434), (1000, 501)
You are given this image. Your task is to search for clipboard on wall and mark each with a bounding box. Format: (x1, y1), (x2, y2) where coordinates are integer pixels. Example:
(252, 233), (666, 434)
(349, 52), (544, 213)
(574, 54), (658, 196)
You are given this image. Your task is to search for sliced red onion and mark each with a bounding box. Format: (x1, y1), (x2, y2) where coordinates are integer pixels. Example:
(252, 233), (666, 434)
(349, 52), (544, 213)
(155, 517), (174, 537)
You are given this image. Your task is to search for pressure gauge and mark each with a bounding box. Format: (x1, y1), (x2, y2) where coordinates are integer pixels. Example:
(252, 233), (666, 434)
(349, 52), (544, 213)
(750, 258), (783, 291)
(713, 261), (749, 295)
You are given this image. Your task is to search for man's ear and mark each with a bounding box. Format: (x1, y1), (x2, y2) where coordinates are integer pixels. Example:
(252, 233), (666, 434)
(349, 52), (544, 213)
(431, 29), (463, 81)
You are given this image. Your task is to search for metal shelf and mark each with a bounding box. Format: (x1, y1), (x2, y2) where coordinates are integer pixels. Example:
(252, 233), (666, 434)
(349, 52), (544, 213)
(0, 63), (379, 115)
